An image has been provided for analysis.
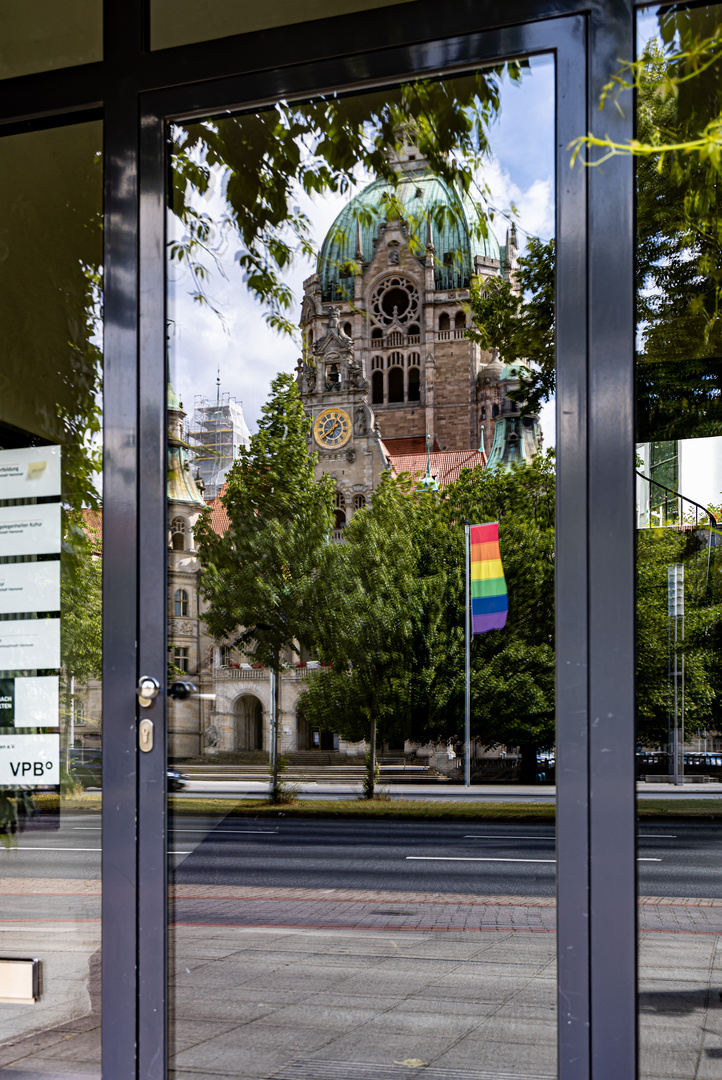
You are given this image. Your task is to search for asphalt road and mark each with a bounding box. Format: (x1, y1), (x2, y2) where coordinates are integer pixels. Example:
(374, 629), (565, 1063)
(169, 817), (722, 899)
(4, 813), (722, 899)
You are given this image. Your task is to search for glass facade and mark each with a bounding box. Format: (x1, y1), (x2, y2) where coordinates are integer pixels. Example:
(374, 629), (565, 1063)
(0, 0), (695, 1076)
(635, 6), (722, 1077)
(0, 121), (103, 1074)
(0, 2), (101, 80)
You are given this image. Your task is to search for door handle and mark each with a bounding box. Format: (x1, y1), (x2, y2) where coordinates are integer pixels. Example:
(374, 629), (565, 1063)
(137, 676), (160, 709)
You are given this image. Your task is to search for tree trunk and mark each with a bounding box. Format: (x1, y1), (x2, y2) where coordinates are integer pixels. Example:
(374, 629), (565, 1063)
(518, 741), (538, 785)
(271, 652), (281, 800)
(367, 713), (377, 799)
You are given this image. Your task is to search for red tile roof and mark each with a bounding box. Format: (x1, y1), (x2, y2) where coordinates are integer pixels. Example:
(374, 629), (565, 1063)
(386, 447), (487, 488)
(206, 484), (230, 535)
(381, 435), (441, 455)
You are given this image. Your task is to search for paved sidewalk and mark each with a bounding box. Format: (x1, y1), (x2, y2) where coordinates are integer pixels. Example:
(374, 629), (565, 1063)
(2, 881), (722, 1079)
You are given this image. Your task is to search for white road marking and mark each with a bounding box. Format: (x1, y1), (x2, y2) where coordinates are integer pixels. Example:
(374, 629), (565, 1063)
(9, 847), (102, 852)
(464, 835), (554, 840)
(407, 856), (556, 864)
(171, 829), (278, 835)
(638, 834), (677, 839)
(407, 856), (662, 864)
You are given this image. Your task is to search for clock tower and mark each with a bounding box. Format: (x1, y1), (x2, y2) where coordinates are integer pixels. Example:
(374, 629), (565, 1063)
(296, 309), (388, 524)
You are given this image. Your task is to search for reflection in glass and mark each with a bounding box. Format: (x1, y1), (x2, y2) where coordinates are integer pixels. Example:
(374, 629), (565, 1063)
(151, 0), (416, 51)
(167, 63), (557, 1078)
(0, 122), (103, 1074)
(0, 1), (102, 80)
(634, 7), (722, 1078)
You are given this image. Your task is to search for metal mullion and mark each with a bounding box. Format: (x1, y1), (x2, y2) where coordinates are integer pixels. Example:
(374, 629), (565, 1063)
(102, 4), (146, 1080)
(137, 96), (170, 1080)
(587, 0), (637, 1076)
(101, 89), (141, 1080)
(553, 17), (591, 1080)
(137, 0), (586, 92)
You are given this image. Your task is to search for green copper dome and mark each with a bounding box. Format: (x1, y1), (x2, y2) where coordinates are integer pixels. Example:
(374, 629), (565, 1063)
(318, 169), (502, 302)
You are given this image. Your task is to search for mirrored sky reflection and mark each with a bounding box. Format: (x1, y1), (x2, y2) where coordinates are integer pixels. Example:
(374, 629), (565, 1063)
(167, 55), (556, 440)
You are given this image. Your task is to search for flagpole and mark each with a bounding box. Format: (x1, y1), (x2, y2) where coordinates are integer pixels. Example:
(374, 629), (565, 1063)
(464, 520), (471, 788)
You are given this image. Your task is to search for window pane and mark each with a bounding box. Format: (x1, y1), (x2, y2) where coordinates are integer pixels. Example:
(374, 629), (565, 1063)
(167, 61), (558, 1079)
(635, 7), (722, 1078)
(0, 120), (103, 1075)
(0, 1), (101, 80)
(151, 0), (415, 51)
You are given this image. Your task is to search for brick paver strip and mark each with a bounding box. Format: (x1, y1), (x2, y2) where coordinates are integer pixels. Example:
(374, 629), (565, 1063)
(0, 880), (721, 934)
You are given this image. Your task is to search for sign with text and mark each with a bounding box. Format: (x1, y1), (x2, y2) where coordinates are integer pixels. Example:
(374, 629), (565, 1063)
(0, 676), (59, 727)
(0, 504), (61, 557)
(0, 619), (60, 672)
(0, 445), (61, 501)
(0, 733), (59, 785)
(0, 561), (60, 615)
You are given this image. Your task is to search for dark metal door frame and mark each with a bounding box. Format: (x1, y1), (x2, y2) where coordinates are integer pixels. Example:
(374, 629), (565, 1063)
(136, 11), (634, 1080)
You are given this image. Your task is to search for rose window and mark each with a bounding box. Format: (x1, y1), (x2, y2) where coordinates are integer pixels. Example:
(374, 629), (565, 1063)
(370, 276), (419, 327)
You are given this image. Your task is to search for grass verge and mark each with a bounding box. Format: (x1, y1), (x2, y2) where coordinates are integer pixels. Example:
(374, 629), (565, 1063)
(168, 796), (556, 821)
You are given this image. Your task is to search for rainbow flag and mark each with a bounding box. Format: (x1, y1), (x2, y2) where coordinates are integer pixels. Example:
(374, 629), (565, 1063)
(470, 522), (508, 633)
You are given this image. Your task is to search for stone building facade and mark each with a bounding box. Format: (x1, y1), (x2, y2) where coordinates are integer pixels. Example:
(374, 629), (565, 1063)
(153, 150), (545, 760)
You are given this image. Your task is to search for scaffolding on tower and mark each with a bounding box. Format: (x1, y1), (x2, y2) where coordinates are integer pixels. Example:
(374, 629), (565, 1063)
(186, 385), (251, 500)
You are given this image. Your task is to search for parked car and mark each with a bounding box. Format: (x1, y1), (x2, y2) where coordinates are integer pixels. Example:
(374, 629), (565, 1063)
(69, 749), (188, 792)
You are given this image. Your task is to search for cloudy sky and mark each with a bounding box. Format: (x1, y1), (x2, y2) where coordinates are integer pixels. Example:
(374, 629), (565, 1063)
(167, 54), (556, 442)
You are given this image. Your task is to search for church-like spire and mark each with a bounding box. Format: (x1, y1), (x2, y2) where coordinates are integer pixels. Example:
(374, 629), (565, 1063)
(426, 213), (435, 253)
(355, 217), (364, 264)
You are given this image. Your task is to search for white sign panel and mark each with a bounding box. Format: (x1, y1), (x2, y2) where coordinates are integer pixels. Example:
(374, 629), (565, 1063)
(0, 445), (61, 500)
(0, 733), (59, 785)
(0, 676), (59, 727)
(0, 619), (60, 672)
(0, 503), (61, 557)
(0, 562), (60, 615)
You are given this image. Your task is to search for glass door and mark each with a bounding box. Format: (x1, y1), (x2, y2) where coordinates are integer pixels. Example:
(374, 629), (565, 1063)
(135, 15), (589, 1080)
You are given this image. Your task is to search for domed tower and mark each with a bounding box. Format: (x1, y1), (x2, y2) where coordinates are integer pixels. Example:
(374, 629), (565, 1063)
(299, 146), (512, 456)
(485, 361), (543, 471)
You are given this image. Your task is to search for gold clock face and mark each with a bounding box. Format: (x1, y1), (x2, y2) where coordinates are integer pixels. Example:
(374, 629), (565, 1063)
(314, 408), (352, 449)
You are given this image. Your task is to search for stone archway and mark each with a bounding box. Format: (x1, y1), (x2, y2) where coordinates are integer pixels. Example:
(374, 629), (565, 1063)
(233, 694), (264, 751)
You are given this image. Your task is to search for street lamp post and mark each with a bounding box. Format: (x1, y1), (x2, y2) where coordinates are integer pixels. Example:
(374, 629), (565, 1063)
(668, 563), (685, 786)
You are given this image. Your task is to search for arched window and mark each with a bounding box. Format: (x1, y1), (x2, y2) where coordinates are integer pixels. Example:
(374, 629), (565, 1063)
(492, 404), (499, 418)
(335, 492), (347, 530)
(408, 351), (420, 367)
(220, 644), (232, 667)
(408, 367), (420, 402)
(481, 406), (487, 420)
(455, 311), (466, 329)
(371, 355), (384, 371)
(371, 327), (383, 341)
(343, 321), (352, 337)
(388, 351), (403, 368)
(388, 366), (404, 403)
(353, 494), (366, 511)
(171, 517), (186, 551)
(174, 589), (189, 617)
(372, 370), (384, 404)
(388, 331), (403, 347)
(438, 312), (450, 331)
(407, 324), (420, 337)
